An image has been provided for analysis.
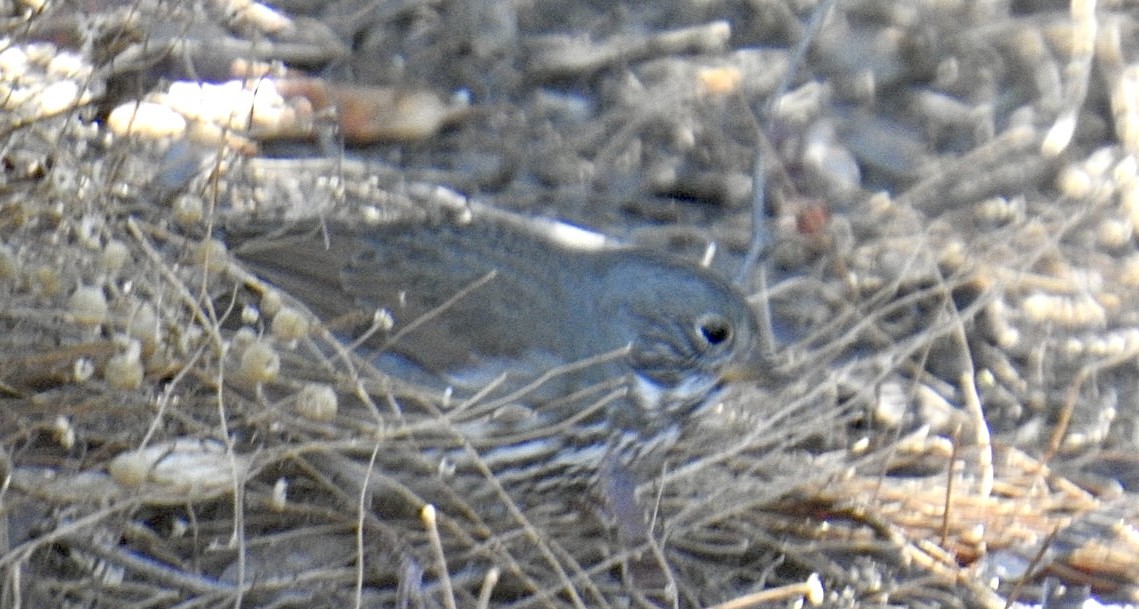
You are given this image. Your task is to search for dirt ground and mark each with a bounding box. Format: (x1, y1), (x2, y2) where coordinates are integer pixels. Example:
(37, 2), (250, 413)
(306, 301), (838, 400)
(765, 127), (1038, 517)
(2, 0), (1139, 607)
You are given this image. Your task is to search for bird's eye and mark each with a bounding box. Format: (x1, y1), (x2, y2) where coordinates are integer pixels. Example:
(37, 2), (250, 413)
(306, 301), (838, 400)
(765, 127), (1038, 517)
(696, 314), (732, 347)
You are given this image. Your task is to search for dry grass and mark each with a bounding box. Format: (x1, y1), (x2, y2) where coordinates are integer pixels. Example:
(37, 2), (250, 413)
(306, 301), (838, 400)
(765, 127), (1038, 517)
(2, 1), (1139, 608)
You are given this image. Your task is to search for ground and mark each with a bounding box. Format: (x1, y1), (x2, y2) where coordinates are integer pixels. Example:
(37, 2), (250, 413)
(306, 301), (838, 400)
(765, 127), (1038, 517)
(1, 0), (1138, 608)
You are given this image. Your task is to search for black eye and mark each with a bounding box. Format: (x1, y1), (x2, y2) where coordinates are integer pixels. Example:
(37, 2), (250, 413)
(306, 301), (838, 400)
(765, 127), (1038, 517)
(696, 314), (732, 347)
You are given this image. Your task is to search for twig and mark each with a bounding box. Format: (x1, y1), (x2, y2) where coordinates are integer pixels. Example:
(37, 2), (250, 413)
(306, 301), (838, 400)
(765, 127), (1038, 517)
(704, 573), (823, 609)
(421, 505), (458, 609)
(61, 534), (236, 596)
(355, 440), (382, 609)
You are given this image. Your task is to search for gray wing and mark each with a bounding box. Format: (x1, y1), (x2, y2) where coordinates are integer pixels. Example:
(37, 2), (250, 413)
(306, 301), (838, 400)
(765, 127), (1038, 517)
(233, 218), (583, 393)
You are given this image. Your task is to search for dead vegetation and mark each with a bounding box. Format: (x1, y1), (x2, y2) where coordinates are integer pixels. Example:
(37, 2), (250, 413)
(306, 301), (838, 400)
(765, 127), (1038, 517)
(2, 0), (1139, 608)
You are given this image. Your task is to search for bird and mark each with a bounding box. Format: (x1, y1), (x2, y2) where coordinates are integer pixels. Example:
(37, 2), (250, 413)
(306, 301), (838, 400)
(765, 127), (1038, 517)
(231, 202), (764, 512)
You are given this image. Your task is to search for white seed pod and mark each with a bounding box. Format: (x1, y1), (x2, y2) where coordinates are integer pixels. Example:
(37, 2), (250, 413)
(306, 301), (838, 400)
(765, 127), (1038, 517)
(101, 239), (131, 273)
(177, 324), (204, 356)
(976, 368), (996, 388)
(73, 357), (95, 382)
(171, 517), (188, 538)
(295, 383), (337, 422)
(194, 239), (229, 270)
(231, 326), (258, 353)
(241, 303), (260, 325)
(1056, 165), (1093, 199)
(68, 285), (108, 326)
(1021, 292), (1106, 328)
(172, 193), (204, 226)
(873, 381), (907, 428)
(271, 306), (309, 343)
(270, 478), (288, 512)
(38, 80), (83, 115)
(108, 439), (247, 501)
(1098, 217), (1133, 249)
(46, 51), (88, 79)
(76, 215), (103, 250)
(259, 289), (282, 318)
(105, 341), (144, 390)
(239, 340), (280, 384)
(360, 205), (382, 224)
(0, 45), (28, 73)
(52, 416), (74, 450)
(127, 301), (161, 350)
(1112, 65), (1139, 152)
(374, 308), (394, 332)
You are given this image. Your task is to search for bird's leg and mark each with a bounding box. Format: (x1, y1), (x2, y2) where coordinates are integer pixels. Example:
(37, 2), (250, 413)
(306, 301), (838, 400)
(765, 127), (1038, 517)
(601, 450), (649, 546)
(600, 450), (676, 605)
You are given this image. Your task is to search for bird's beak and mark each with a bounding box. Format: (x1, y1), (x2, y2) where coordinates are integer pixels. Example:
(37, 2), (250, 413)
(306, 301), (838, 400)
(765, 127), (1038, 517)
(719, 347), (775, 384)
